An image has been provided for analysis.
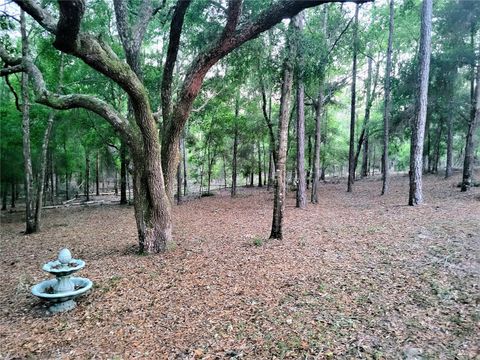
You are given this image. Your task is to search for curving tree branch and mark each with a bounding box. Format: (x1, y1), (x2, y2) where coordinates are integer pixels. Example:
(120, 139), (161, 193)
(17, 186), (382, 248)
(0, 48), (134, 146)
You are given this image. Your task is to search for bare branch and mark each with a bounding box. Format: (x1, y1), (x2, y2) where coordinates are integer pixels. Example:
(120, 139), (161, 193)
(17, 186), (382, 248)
(0, 64), (23, 76)
(192, 88), (223, 113)
(4, 75), (22, 112)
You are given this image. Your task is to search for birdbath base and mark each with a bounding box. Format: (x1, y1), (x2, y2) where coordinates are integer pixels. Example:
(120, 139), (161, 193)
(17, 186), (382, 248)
(48, 300), (77, 313)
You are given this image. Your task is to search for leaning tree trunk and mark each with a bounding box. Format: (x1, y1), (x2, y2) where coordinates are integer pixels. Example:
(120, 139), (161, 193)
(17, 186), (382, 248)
(295, 12), (307, 209)
(409, 0), (433, 206)
(347, 4), (359, 193)
(461, 62), (480, 191)
(20, 10), (35, 234)
(382, 0), (394, 195)
(270, 18), (297, 240)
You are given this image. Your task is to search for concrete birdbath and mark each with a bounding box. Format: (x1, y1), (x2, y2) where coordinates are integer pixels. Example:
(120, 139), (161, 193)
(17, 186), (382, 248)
(31, 248), (93, 313)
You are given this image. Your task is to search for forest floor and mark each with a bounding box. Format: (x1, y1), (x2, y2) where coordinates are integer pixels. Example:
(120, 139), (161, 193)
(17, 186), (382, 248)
(0, 172), (479, 360)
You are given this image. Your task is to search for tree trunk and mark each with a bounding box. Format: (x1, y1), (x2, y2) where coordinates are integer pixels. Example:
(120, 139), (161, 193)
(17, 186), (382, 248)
(347, 4), (359, 193)
(445, 101), (454, 178)
(1, 183), (7, 211)
(65, 173), (69, 200)
(223, 153), (227, 189)
(270, 18), (297, 240)
(131, 157), (171, 254)
(354, 57), (378, 176)
(306, 135), (312, 189)
(85, 154), (90, 201)
(33, 112), (54, 232)
(49, 151), (55, 205)
(10, 182), (15, 208)
(207, 149), (213, 195)
(267, 150), (273, 190)
(311, 87), (323, 204)
(409, 0), (433, 205)
(183, 130), (188, 196)
(120, 140), (127, 204)
(461, 62), (480, 191)
(96, 152), (100, 196)
(257, 142), (263, 187)
(20, 10), (35, 234)
(433, 122), (443, 174)
(176, 142), (182, 204)
(231, 98), (239, 197)
(382, 0), (394, 195)
(295, 11), (306, 209)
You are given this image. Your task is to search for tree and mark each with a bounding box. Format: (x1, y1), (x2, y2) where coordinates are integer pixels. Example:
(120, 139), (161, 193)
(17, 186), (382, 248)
(270, 17), (298, 240)
(408, 0), (433, 206)
(381, 0), (394, 195)
(3, 0), (369, 253)
(20, 10), (35, 234)
(347, 4), (359, 193)
(295, 12), (307, 209)
(461, 62), (480, 191)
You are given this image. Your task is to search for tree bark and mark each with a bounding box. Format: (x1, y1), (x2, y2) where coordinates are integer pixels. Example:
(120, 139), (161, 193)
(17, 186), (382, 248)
(382, 0), (394, 195)
(461, 62), (480, 191)
(409, 0), (433, 205)
(295, 12), (306, 209)
(270, 18), (297, 240)
(347, 4), (359, 193)
(20, 10), (35, 234)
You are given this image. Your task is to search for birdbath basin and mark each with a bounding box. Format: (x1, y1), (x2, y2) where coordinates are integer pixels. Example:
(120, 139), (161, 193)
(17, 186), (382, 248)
(31, 248), (93, 313)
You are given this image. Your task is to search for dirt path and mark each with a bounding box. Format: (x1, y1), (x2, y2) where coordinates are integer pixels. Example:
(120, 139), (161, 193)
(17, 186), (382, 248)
(0, 174), (479, 359)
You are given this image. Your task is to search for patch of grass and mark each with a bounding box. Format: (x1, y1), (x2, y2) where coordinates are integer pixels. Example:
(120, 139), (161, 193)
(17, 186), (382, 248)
(166, 241), (177, 251)
(99, 275), (123, 293)
(252, 237), (264, 247)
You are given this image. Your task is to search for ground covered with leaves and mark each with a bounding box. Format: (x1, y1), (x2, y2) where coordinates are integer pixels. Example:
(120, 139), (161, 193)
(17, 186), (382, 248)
(0, 173), (479, 359)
